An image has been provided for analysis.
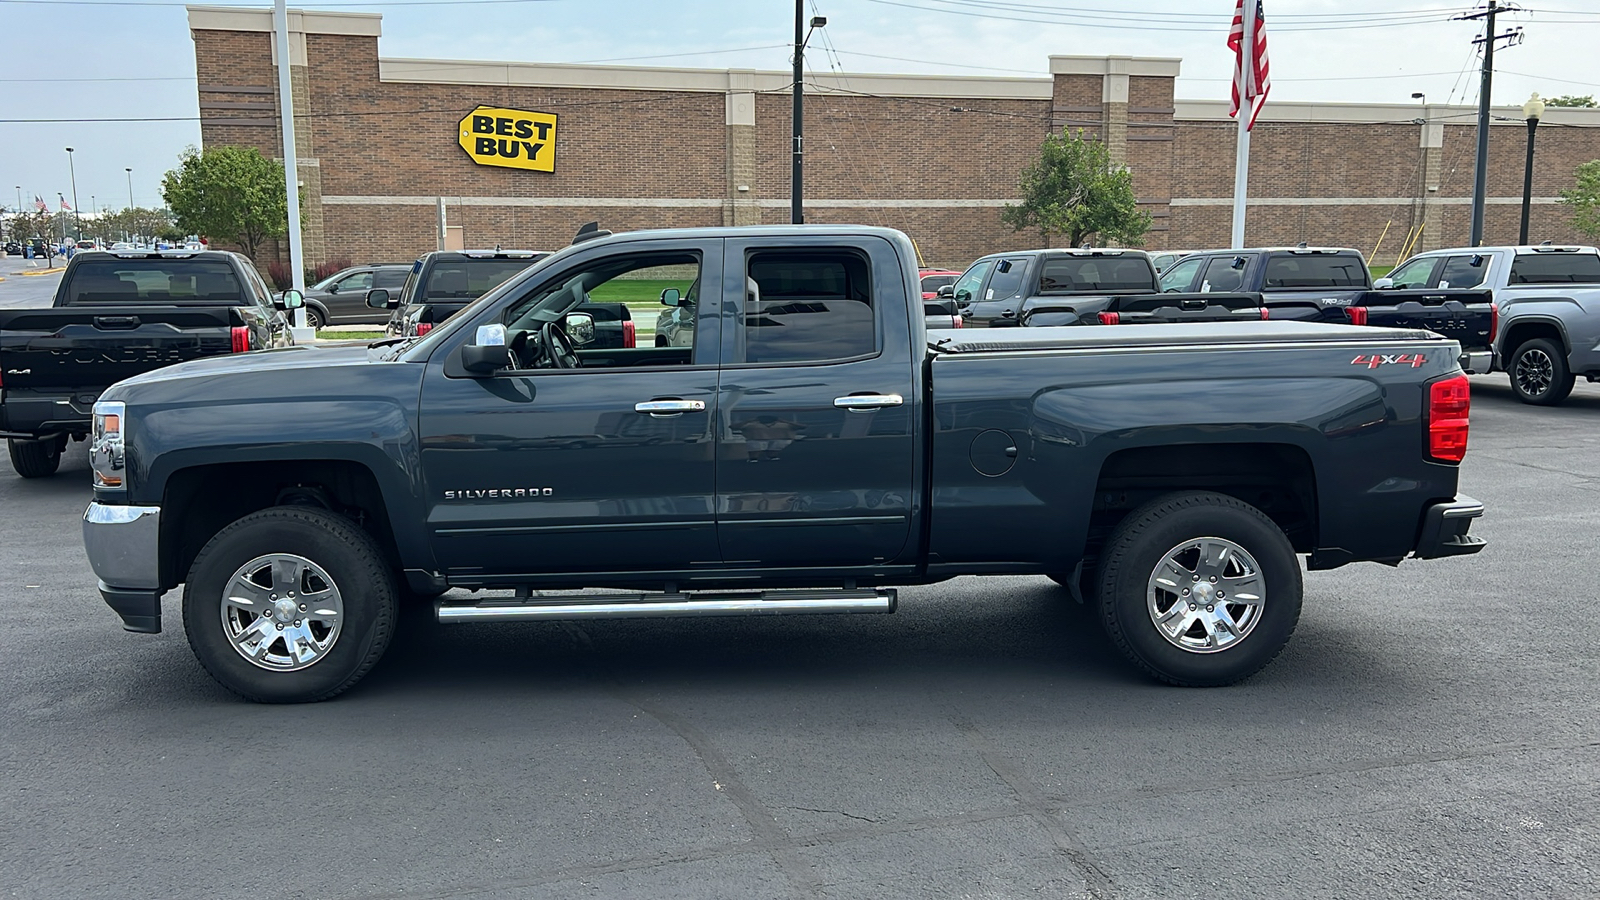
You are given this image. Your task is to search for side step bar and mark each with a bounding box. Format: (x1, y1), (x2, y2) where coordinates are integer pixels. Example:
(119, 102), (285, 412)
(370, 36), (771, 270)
(436, 588), (896, 623)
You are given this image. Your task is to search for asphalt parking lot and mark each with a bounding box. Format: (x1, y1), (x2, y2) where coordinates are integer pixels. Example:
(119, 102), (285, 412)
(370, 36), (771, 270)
(2, 307), (1599, 896)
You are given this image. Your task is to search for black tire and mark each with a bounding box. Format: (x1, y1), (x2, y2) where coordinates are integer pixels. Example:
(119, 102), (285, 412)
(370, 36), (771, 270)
(1096, 491), (1301, 687)
(8, 437), (61, 478)
(183, 506), (396, 703)
(304, 307), (326, 330)
(1508, 338), (1575, 406)
(655, 334), (668, 347)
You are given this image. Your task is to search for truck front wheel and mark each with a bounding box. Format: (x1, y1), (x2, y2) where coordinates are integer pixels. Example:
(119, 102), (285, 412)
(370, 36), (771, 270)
(1096, 491), (1301, 687)
(1508, 338), (1575, 406)
(182, 506), (396, 702)
(8, 437), (62, 478)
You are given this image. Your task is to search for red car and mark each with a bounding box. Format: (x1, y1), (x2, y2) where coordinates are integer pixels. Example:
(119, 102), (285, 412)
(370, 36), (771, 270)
(919, 268), (961, 300)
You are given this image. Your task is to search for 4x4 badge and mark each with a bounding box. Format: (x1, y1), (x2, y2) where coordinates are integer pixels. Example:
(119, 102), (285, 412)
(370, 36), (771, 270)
(1351, 353), (1427, 369)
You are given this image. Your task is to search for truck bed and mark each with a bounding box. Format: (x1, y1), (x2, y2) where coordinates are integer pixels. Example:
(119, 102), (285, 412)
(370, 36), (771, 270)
(927, 320), (1442, 353)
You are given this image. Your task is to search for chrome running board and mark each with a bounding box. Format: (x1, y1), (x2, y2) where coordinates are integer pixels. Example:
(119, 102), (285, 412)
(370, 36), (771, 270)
(436, 588), (896, 623)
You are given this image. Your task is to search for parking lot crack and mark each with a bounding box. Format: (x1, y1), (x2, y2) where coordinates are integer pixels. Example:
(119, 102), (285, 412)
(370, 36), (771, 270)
(784, 805), (882, 824)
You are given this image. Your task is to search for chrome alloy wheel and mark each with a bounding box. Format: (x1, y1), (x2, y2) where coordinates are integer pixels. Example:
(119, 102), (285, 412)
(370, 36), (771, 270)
(1514, 347), (1554, 397)
(1146, 537), (1266, 654)
(221, 554), (345, 671)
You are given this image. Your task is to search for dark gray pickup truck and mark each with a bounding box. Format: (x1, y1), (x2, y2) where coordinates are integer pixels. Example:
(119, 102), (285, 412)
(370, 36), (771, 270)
(0, 250), (296, 477)
(81, 226), (1485, 702)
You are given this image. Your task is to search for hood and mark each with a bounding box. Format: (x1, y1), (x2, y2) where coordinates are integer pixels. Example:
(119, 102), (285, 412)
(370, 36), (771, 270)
(110, 343), (380, 389)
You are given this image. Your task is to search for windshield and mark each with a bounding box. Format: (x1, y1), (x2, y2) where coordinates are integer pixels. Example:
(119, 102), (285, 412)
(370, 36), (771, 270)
(1262, 254), (1368, 288)
(1038, 256), (1156, 293)
(61, 258), (244, 304)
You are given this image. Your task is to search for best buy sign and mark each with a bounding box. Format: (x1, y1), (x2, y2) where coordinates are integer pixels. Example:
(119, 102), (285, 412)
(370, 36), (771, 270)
(459, 106), (558, 173)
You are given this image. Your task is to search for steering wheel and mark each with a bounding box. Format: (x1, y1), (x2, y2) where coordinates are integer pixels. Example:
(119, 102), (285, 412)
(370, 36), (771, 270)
(540, 320), (581, 369)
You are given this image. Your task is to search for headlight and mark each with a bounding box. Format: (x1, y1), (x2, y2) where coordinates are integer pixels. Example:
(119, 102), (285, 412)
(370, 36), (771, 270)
(91, 400), (126, 489)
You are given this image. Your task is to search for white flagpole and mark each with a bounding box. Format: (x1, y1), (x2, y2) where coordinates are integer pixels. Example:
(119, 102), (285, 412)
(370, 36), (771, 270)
(1229, 3), (1255, 250)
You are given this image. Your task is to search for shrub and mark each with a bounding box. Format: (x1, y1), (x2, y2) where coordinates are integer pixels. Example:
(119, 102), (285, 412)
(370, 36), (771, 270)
(266, 259), (293, 291)
(308, 257), (351, 283)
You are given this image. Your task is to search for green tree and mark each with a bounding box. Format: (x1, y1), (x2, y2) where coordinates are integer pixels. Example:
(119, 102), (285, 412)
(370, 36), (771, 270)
(1545, 95), (1597, 108)
(161, 145), (288, 261)
(1560, 159), (1600, 239)
(1000, 129), (1151, 247)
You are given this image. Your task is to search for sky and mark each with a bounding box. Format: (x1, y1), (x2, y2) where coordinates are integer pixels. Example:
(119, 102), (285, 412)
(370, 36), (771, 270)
(3, 0), (1600, 215)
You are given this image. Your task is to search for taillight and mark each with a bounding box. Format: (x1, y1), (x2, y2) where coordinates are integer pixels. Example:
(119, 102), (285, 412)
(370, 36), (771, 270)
(1427, 375), (1471, 463)
(416, 322), (433, 336)
(230, 326), (250, 352)
(1345, 306), (1369, 326)
(1488, 303), (1498, 343)
(1259, 307), (1270, 320)
(623, 320), (636, 348)
(1097, 311), (1120, 325)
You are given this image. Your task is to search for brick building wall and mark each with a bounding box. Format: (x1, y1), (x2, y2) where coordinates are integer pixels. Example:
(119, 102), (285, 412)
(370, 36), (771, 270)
(188, 6), (1600, 274)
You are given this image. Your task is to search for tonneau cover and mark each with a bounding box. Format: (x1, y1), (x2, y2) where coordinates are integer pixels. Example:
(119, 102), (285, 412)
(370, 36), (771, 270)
(927, 320), (1442, 354)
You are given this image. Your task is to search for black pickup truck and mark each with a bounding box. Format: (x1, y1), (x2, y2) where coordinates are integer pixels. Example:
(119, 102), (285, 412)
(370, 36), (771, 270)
(942, 248), (1228, 327)
(1158, 246), (1496, 373)
(82, 225), (1484, 703)
(0, 250), (297, 477)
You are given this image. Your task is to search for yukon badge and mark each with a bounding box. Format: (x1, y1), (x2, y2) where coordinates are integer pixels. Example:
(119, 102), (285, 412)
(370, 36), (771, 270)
(444, 487), (555, 500)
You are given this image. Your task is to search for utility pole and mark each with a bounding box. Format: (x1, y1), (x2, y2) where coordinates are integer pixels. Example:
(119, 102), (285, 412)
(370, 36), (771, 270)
(274, 0), (308, 332)
(791, 4), (826, 225)
(1458, 1), (1522, 246)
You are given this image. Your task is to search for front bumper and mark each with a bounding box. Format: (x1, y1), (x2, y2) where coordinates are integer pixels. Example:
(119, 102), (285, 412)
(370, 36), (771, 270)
(1458, 349), (1494, 375)
(1413, 494), (1487, 559)
(82, 502), (163, 633)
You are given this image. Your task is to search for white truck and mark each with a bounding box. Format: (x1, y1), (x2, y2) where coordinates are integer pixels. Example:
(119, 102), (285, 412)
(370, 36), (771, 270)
(1378, 243), (1600, 405)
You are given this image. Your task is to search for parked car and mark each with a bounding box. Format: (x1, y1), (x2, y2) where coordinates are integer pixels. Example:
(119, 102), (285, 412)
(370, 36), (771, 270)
(0, 249), (298, 477)
(301, 263), (411, 328)
(372, 250), (548, 339)
(80, 225), (1484, 702)
(918, 268), (962, 300)
(1379, 243), (1600, 405)
(1161, 246), (1497, 373)
(1149, 251), (1193, 273)
(3, 241), (22, 256)
(942, 248), (1230, 328)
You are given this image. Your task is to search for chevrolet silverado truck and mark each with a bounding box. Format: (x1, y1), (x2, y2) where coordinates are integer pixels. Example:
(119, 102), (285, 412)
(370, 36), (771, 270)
(0, 249), (298, 478)
(1379, 243), (1600, 405)
(81, 226), (1486, 703)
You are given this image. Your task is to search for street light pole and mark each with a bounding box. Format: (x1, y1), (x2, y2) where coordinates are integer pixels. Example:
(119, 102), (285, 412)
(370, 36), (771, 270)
(1519, 92), (1544, 245)
(65, 147), (82, 240)
(790, 4), (826, 225)
(125, 167), (134, 210)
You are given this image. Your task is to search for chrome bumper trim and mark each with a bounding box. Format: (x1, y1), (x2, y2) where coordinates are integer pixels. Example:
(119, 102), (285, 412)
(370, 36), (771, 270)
(1459, 350), (1494, 374)
(83, 502), (162, 590)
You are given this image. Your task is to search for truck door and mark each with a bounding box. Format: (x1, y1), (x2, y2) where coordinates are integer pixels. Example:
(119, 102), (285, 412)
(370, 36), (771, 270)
(714, 235), (919, 570)
(417, 239), (723, 578)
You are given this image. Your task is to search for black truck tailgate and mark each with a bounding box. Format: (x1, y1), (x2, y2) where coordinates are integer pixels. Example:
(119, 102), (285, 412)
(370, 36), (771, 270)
(0, 306), (242, 391)
(1349, 289), (1495, 350)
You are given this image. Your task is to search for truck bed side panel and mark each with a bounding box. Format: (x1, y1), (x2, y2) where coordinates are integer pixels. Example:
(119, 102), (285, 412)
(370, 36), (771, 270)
(927, 336), (1465, 572)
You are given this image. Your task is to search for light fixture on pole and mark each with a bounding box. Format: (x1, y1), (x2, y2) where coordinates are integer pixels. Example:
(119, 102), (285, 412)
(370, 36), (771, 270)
(791, 6), (827, 225)
(1519, 92), (1544, 245)
(65, 147), (82, 239)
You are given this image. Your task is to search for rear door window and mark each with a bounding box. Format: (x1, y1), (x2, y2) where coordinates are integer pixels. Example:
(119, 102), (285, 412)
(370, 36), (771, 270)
(1508, 252), (1600, 284)
(740, 249), (875, 364)
(1200, 256), (1247, 292)
(62, 258), (245, 304)
(375, 268), (408, 289)
(1262, 254), (1367, 288)
(1435, 254), (1489, 289)
(983, 257), (1030, 300)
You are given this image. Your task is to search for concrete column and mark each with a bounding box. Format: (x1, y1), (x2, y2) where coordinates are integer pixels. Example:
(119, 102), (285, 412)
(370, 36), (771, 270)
(724, 72), (759, 226)
(1101, 62), (1131, 166)
(272, 28), (326, 267)
(1419, 117), (1445, 253)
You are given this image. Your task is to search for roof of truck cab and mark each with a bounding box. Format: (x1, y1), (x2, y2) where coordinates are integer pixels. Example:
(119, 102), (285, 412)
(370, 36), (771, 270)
(927, 320), (1441, 354)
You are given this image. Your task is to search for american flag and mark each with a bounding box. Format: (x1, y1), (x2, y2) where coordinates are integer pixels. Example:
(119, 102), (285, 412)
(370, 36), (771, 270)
(33, 195), (47, 212)
(59, 199), (71, 211)
(1228, 0), (1271, 131)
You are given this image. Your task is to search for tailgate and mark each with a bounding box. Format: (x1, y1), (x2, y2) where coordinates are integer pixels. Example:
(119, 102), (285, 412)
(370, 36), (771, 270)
(1352, 289), (1495, 350)
(0, 306), (240, 391)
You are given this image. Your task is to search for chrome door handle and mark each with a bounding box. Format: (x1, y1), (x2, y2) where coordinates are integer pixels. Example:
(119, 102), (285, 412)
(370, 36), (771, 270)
(833, 393), (904, 410)
(635, 399), (706, 417)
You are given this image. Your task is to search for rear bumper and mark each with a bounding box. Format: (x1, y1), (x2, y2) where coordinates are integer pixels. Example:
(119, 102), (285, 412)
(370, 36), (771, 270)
(83, 502), (164, 632)
(1413, 494), (1486, 559)
(0, 389), (97, 437)
(1458, 349), (1493, 375)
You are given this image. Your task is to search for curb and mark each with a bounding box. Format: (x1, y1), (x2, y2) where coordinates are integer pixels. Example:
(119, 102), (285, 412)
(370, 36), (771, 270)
(16, 267), (67, 277)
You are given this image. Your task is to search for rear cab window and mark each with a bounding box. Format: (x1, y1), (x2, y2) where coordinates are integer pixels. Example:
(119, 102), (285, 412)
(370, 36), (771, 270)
(422, 259), (536, 302)
(1509, 251), (1600, 284)
(60, 257), (246, 305)
(1038, 255), (1155, 293)
(1262, 253), (1368, 289)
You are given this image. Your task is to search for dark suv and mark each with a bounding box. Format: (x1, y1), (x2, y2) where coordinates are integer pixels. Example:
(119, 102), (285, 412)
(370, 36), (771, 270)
(301, 263), (410, 328)
(374, 250), (548, 339)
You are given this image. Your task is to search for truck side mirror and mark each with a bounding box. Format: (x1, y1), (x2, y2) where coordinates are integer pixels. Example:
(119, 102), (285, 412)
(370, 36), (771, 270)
(937, 284), (955, 299)
(1372, 277), (1394, 289)
(462, 323), (511, 374)
(659, 287), (684, 307)
(564, 311), (596, 346)
(275, 289), (304, 310)
(366, 288), (395, 309)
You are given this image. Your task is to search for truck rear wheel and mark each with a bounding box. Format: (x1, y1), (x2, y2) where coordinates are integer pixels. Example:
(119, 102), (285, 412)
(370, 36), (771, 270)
(1096, 491), (1301, 687)
(1508, 338), (1575, 406)
(182, 506), (396, 702)
(8, 437), (62, 478)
